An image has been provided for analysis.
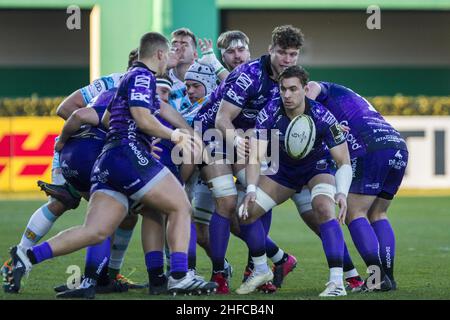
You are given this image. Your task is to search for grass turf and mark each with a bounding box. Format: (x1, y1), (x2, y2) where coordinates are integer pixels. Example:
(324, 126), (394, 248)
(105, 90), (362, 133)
(0, 196), (449, 300)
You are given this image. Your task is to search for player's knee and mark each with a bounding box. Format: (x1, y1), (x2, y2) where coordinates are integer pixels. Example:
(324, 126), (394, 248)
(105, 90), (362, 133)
(84, 227), (110, 245)
(368, 211), (388, 223)
(208, 174), (237, 199)
(216, 197), (237, 216)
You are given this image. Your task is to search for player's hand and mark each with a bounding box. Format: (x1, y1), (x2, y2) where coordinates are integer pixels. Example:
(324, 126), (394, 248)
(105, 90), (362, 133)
(234, 135), (250, 161)
(239, 188), (257, 221)
(197, 38), (226, 75)
(150, 138), (163, 160)
(340, 124), (350, 133)
(171, 129), (202, 163)
(198, 38), (213, 55)
(54, 140), (65, 152)
(335, 192), (347, 224)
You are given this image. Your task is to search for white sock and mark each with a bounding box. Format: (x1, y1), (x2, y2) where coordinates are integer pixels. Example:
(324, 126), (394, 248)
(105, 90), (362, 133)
(330, 267), (344, 286)
(344, 268), (359, 279)
(108, 228), (134, 271)
(270, 249), (285, 264)
(252, 254), (269, 274)
(19, 204), (57, 249)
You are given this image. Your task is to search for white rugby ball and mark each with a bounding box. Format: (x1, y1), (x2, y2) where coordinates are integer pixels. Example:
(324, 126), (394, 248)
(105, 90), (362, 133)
(285, 114), (316, 159)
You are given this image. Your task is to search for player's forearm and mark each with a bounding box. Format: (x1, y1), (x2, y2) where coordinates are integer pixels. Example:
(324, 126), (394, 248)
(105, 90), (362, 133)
(56, 90), (86, 120)
(136, 114), (173, 141)
(58, 113), (85, 144)
(159, 101), (193, 134)
(215, 113), (238, 142)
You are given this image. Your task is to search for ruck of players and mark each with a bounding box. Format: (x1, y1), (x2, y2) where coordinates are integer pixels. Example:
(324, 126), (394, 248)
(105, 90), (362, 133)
(2, 25), (408, 298)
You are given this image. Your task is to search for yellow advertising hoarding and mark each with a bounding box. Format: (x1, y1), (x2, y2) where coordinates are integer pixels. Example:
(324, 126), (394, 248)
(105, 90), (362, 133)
(0, 117), (63, 192)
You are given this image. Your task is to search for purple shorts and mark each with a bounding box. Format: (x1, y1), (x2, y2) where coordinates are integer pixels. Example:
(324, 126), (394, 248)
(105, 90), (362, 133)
(350, 148), (408, 198)
(267, 156), (337, 192)
(90, 141), (170, 210)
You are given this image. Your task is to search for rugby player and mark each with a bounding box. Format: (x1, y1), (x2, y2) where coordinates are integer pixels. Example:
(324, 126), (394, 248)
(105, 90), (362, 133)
(238, 66), (351, 297)
(292, 80), (408, 291)
(5, 32), (216, 296)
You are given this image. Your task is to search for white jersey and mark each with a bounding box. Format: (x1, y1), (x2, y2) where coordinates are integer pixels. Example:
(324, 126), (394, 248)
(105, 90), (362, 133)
(80, 72), (124, 104)
(168, 68), (187, 113)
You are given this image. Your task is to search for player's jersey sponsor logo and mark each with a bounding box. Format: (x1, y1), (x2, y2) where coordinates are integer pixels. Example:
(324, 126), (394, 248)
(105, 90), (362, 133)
(129, 142), (149, 166)
(124, 178), (141, 190)
(365, 183), (380, 189)
(92, 168), (109, 184)
(340, 121), (363, 151)
(226, 88), (244, 105)
(236, 73), (253, 91)
(134, 75), (151, 88)
(130, 90), (150, 103)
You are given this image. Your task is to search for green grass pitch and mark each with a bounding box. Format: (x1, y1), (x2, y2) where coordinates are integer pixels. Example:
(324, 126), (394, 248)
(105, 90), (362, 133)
(0, 196), (449, 300)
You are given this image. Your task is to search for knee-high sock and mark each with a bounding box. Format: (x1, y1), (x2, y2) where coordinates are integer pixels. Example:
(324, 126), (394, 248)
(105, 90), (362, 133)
(239, 220), (268, 274)
(20, 204), (58, 249)
(209, 212), (230, 272)
(85, 237), (111, 282)
(320, 220), (344, 284)
(188, 222), (197, 270)
(109, 228), (134, 277)
(348, 217), (384, 275)
(145, 251), (165, 285)
(372, 219), (396, 280)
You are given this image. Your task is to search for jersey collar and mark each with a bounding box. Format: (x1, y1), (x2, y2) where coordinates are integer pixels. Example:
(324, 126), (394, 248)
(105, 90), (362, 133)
(132, 61), (157, 75)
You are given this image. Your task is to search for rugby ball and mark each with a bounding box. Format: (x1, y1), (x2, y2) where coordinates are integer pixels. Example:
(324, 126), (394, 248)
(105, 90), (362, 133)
(285, 114), (316, 159)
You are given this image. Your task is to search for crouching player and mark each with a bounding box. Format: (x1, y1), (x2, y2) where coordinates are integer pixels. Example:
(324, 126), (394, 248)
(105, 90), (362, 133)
(291, 80), (408, 291)
(5, 32), (216, 296)
(238, 66), (352, 296)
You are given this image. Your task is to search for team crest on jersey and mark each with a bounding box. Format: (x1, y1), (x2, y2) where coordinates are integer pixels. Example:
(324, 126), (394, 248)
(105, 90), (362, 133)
(236, 73), (253, 91)
(226, 88), (244, 105)
(316, 159), (328, 171)
(134, 75), (151, 88)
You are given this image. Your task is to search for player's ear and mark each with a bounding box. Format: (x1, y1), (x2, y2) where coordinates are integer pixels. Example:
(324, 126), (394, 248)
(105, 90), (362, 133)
(268, 45), (273, 54)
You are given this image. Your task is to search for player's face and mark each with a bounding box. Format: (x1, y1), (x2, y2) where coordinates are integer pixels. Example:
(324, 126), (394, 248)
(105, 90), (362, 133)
(280, 77), (307, 111)
(158, 48), (170, 75)
(171, 35), (198, 64)
(269, 45), (300, 76)
(156, 86), (170, 103)
(186, 80), (206, 104)
(222, 46), (251, 70)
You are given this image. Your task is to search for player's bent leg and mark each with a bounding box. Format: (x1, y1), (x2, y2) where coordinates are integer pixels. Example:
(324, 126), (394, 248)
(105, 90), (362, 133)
(202, 163), (237, 293)
(5, 191), (127, 294)
(137, 173), (217, 295)
(368, 196), (397, 289)
(308, 174), (347, 297)
(236, 176), (292, 294)
(140, 209), (168, 295)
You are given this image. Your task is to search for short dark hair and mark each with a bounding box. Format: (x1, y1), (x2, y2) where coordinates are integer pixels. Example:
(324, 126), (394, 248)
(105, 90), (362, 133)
(138, 32), (169, 60)
(128, 48), (138, 69)
(171, 27), (197, 48)
(278, 65), (309, 86)
(271, 25), (304, 50)
(217, 30), (249, 50)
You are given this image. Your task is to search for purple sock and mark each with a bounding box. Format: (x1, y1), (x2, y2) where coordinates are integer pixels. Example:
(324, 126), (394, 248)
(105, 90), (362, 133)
(188, 222), (197, 269)
(343, 242), (357, 273)
(319, 220), (344, 268)
(170, 252), (188, 274)
(372, 219), (396, 280)
(259, 210), (280, 257)
(85, 237), (111, 280)
(239, 220), (266, 257)
(348, 217), (383, 271)
(30, 242), (53, 264)
(145, 251), (164, 270)
(209, 212), (230, 272)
